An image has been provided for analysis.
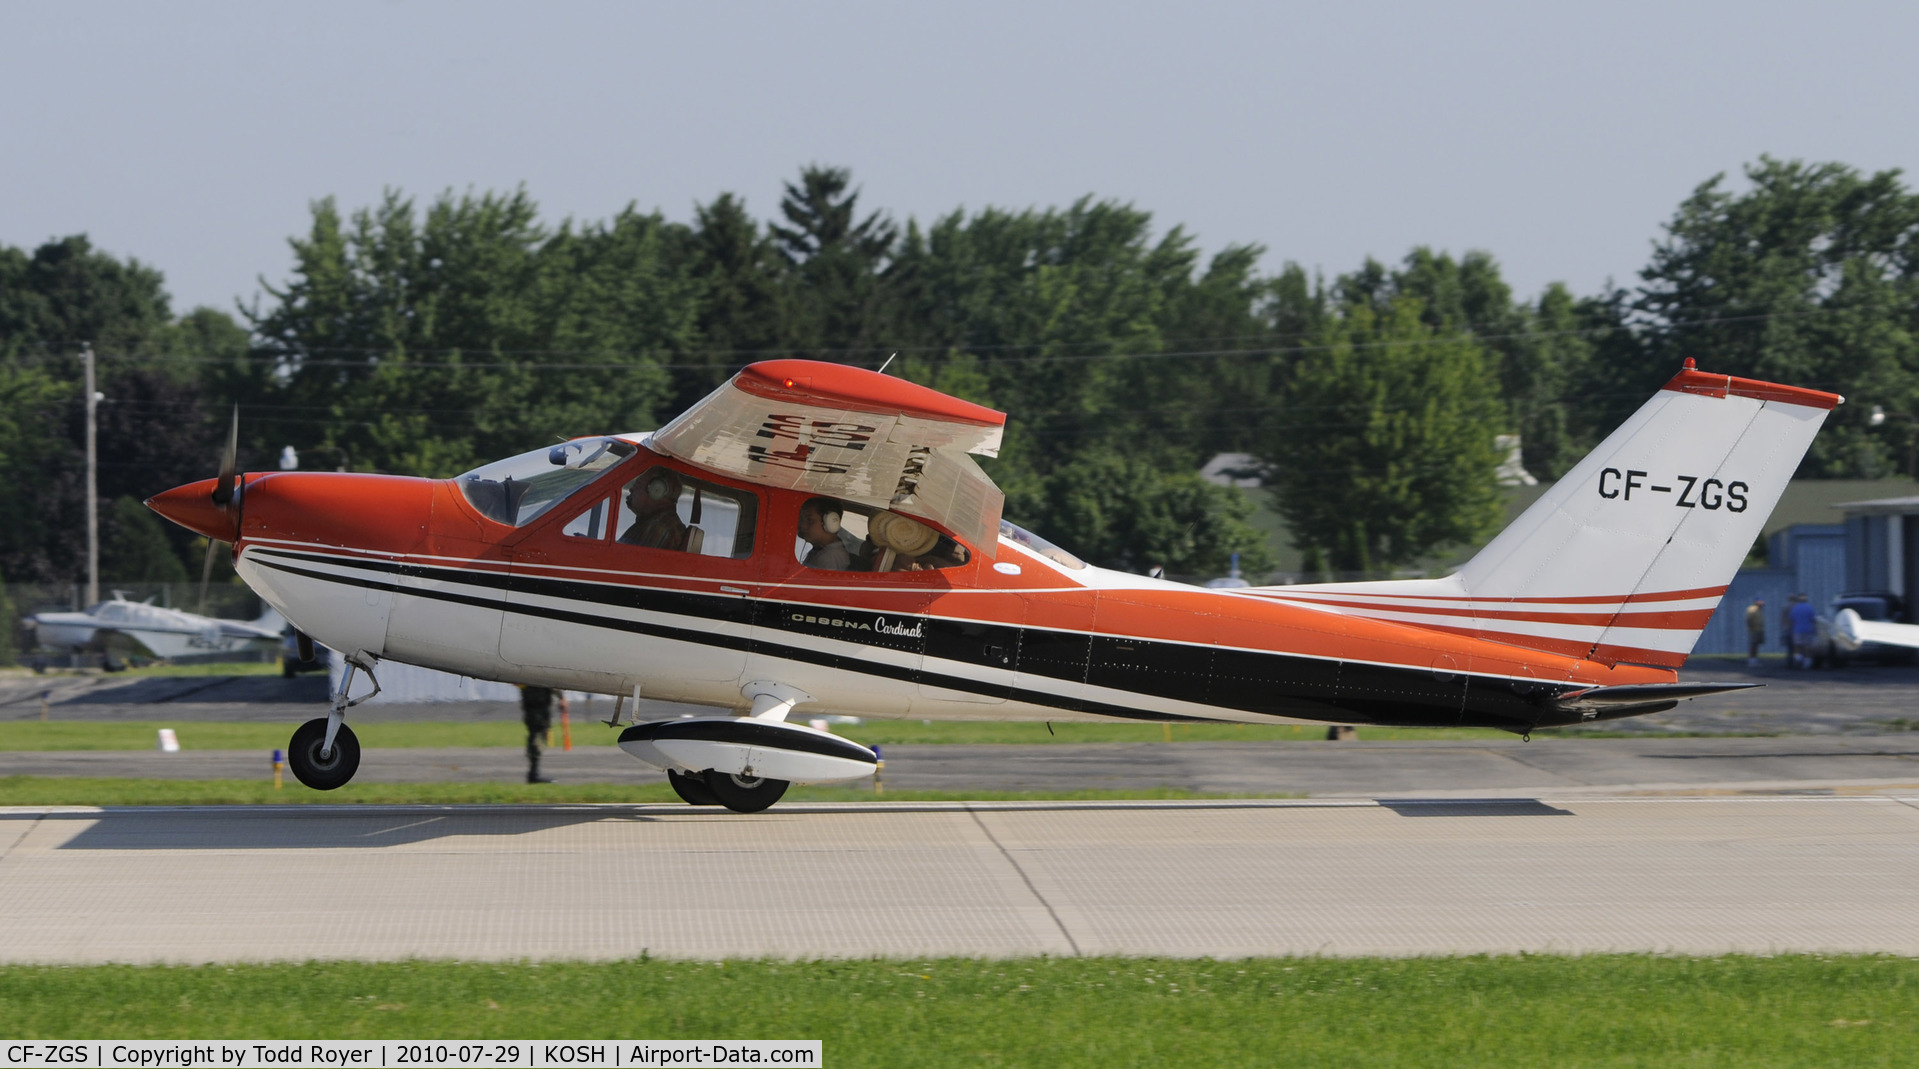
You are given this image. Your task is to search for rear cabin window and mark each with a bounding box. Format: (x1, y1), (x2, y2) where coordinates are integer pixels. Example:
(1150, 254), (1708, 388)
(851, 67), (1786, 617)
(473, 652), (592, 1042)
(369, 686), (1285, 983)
(615, 467), (758, 559)
(795, 497), (970, 573)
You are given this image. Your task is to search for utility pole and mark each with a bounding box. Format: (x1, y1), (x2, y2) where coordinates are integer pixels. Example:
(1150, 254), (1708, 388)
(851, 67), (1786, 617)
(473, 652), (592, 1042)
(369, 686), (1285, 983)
(83, 343), (99, 607)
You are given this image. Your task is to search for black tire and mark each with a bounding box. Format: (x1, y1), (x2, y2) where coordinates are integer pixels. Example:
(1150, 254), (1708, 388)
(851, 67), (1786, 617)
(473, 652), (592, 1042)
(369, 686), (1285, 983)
(288, 717), (360, 790)
(703, 769), (789, 813)
(667, 768), (720, 806)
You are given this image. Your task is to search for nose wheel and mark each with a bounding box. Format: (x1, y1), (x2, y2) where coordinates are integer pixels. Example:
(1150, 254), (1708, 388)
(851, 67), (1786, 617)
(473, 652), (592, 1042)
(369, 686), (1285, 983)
(288, 717), (361, 790)
(702, 770), (789, 813)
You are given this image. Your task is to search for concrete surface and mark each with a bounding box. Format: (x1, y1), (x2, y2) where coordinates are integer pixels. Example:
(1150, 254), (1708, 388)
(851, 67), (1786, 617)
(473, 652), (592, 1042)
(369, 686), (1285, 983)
(10, 736), (1919, 797)
(4, 796), (1919, 962)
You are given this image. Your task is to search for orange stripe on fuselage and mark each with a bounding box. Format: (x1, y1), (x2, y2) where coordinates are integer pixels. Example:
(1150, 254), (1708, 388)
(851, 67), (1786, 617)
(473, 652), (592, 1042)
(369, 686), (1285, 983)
(1258, 595), (1717, 630)
(1258, 584), (1728, 606)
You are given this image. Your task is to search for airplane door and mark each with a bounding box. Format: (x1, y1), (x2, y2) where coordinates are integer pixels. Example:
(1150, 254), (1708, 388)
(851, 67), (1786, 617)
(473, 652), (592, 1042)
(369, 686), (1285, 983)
(499, 547), (753, 688)
(1014, 590), (1096, 710)
(918, 588), (1021, 706)
(749, 581), (929, 718)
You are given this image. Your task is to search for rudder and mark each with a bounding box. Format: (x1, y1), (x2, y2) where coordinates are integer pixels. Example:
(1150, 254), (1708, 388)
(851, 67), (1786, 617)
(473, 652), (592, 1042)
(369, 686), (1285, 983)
(1269, 362), (1841, 667)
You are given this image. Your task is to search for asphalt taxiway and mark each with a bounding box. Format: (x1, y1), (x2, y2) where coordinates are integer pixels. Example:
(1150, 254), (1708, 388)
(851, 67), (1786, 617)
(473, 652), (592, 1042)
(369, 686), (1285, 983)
(4, 796), (1919, 962)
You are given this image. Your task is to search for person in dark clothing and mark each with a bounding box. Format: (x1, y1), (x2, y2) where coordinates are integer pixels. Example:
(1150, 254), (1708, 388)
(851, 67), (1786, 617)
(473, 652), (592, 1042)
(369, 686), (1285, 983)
(520, 685), (564, 783)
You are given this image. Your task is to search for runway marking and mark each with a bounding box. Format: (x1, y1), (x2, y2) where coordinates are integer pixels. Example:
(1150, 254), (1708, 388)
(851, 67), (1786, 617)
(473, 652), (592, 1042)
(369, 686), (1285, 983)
(360, 816), (447, 837)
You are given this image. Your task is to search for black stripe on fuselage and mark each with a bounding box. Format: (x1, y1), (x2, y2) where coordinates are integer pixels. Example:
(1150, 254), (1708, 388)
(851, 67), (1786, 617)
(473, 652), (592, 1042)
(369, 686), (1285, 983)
(619, 719), (877, 764)
(247, 547), (1585, 730)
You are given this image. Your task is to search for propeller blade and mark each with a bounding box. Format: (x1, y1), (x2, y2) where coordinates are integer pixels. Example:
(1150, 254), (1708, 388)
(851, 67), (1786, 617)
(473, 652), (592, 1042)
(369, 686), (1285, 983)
(211, 406), (239, 508)
(197, 538), (224, 616)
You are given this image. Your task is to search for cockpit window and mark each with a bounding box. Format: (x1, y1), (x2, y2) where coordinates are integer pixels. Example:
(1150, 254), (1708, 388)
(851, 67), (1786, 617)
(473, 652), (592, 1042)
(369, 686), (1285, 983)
(457, 437), (635, 526)
(616, 467), (758, 558)
(797, 498), (971, 572)
(999, 520), (1086, 570)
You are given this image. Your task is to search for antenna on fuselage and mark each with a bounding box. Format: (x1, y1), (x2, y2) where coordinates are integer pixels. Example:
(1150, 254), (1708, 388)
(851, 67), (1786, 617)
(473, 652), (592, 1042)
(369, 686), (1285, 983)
(877, 352), (897, 375)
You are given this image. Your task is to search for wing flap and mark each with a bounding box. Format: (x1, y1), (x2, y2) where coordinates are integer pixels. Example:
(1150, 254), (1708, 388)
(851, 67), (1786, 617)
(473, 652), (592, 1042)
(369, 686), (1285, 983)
(650, 360), (1007, 552)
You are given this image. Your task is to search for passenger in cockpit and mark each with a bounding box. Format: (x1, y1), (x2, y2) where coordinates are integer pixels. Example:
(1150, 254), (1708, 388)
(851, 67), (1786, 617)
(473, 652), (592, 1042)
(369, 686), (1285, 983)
(797, 498), (854, 570)
(618, 470), (689, 550)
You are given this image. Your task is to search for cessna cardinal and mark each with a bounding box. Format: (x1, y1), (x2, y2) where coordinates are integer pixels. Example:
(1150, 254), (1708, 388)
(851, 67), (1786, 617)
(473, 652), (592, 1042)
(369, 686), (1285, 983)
(147, 358), (1839, 811)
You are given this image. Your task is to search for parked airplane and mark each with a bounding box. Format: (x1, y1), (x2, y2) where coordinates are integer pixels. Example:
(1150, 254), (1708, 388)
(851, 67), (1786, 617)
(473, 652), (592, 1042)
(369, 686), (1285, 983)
(24, 594), (283, 663)
(147, 358), (1839, 811)
(1832, 600), (1919, 659)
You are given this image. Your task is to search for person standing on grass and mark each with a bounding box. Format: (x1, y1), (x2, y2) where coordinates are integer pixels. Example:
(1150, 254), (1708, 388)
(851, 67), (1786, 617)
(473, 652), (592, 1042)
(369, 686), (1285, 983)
(1746, 598), (1767, 667)
(519, 685), (567, 783)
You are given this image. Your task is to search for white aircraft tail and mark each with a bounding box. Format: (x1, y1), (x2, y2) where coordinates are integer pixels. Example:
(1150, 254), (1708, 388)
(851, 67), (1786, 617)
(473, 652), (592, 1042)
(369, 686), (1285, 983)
(1269, 361), (1841, 668)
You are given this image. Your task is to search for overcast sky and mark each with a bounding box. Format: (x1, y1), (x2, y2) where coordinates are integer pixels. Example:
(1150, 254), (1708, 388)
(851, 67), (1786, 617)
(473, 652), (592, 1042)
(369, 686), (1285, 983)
(4, 1), (1915, 318)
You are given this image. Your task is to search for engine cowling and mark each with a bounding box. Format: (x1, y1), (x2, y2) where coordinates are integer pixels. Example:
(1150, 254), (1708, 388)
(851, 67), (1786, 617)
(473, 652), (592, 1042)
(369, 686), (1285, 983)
(618, 717), (878, 784)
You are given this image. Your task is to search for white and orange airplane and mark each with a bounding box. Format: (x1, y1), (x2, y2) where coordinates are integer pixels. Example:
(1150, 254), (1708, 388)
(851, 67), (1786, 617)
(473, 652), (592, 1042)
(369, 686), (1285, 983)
(147, 358), (1839, 811)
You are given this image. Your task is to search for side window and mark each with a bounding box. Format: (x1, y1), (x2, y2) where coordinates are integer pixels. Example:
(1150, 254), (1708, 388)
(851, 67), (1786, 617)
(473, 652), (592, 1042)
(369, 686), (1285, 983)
(615, 467), (759, 559)
(561, 496), (609, 540)
(796, 498), (971, 573)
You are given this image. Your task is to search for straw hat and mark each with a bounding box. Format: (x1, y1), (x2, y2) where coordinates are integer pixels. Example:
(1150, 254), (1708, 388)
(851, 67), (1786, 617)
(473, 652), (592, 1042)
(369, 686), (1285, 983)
(869, 511), (939, 556)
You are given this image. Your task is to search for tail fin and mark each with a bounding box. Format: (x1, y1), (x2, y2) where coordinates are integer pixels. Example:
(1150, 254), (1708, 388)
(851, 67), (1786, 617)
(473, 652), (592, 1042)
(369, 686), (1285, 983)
(1271, 363), (1841, 667)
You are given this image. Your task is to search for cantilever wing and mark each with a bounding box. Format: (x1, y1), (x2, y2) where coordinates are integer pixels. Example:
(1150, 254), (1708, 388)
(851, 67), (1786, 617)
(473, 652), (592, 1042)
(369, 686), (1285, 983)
(648, 360), (1007, 554)
(1834, 609), (1919, 653)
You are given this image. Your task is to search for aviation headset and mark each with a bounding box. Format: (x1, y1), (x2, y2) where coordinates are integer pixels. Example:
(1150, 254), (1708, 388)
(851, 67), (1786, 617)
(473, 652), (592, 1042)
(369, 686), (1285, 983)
(801, 499), (842, 534)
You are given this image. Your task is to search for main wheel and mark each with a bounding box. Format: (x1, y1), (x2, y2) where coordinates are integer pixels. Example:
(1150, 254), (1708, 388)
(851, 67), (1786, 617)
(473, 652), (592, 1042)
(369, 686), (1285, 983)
(667, 768), (720, 806)
(288, 717), (360, 790)
(703, 770), (789, 813)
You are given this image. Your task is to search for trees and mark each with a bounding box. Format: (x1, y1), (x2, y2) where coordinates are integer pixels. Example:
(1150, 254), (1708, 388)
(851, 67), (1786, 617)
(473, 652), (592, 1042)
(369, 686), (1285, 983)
(247, 189), (697, 477)
(10, 155), (1914, 595)
(102, 495), (190, 584)
(1263, 298), (1505, 574)
(0, 235), (238, 584)
(772, 166), (898, 356)
(1636, 157), (1919, 477)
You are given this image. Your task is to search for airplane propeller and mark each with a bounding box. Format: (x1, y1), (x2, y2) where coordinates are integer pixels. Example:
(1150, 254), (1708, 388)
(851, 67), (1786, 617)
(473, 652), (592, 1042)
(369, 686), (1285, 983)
(198, 406), (240, 615)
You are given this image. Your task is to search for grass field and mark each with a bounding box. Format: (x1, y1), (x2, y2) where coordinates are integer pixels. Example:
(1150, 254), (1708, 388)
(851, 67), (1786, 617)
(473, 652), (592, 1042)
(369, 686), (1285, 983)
(0, 776), (1277, 806)
(0, 717), (1678, 752)
(1, 955), (1914, 1066)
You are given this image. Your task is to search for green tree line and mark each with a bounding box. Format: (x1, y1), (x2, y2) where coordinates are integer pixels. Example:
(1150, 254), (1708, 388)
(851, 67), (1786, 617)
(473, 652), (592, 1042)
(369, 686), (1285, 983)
(4, 156), (1916, 589)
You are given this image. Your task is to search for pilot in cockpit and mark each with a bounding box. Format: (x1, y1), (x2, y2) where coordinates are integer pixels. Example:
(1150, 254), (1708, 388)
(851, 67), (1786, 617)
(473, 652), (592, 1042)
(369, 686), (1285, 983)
(618, 469), (689, 550)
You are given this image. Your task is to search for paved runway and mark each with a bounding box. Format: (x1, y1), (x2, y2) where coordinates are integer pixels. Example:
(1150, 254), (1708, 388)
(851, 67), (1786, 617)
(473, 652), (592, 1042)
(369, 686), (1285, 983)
(4, 796), (1919, 962)
(11, 736), (1919, 797)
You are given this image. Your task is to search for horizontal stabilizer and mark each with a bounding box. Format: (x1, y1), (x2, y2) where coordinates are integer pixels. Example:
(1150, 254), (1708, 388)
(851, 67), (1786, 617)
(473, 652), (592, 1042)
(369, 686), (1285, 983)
(1552, 681), (1761, 714)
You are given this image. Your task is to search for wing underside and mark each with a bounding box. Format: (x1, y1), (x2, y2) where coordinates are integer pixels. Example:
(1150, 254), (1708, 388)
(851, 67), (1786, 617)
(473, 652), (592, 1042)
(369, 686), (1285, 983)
(649, 360), (1007, 553)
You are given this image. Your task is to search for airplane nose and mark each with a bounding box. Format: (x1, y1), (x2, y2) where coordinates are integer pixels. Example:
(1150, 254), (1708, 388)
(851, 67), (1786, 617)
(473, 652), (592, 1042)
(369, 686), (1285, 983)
(147, 478), (240, 543)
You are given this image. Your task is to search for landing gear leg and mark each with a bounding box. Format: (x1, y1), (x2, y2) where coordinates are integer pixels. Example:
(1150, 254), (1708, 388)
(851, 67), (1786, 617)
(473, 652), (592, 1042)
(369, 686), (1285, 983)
(288, 655), (379, 790)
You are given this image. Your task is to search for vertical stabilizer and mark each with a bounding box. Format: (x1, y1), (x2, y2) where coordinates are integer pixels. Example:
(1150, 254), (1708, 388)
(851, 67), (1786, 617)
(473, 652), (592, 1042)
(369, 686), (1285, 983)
(1267, 364), (1841, 667)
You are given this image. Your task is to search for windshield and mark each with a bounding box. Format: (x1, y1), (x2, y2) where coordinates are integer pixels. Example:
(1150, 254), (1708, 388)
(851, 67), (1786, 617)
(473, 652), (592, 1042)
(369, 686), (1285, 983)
(999, 520), (1086, 570)
(458, 437), (635, 526)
